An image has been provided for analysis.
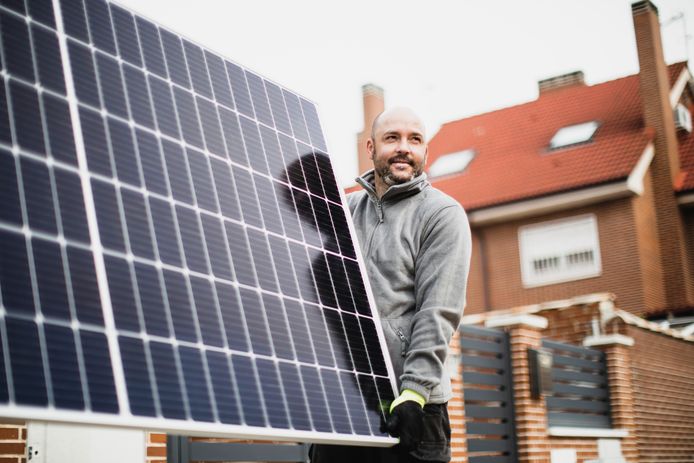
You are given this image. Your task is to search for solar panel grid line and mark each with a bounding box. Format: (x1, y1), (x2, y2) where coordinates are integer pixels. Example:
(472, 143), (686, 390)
(50, 0), (131, 415)
(0, 0), (400, 445)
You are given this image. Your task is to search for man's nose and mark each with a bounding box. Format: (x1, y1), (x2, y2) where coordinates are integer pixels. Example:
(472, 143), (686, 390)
(396, 138), (411, 153)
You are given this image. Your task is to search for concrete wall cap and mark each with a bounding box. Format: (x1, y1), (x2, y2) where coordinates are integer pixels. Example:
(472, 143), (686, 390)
(548, 426), (629, 438)
(485, 314), (548, 329)
(583, 334), (635, 347)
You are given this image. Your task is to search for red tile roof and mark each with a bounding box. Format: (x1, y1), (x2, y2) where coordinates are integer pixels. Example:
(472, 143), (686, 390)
(426, 62), (694, 210)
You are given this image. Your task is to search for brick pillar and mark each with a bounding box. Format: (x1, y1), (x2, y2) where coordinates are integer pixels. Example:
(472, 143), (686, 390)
(0, 422), (26, 463)
(147, 432), (167, 463)
(583, 334), (640, 463)
(487, 315), (550, 463)
(448, 331), (468, 462)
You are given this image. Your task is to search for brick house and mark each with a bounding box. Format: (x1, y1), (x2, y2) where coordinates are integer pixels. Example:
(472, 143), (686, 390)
(355, 2), (694, 321)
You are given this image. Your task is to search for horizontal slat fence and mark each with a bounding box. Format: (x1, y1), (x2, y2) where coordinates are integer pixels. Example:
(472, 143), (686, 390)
(541, 339), (611, 428)
(460, 325), (517, 463)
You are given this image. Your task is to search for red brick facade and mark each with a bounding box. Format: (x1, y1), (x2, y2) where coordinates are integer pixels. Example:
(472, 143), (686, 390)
(627, 326), (694, 462)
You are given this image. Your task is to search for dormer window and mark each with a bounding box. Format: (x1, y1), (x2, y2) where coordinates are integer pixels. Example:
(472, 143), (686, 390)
(549, 121), (600, 150)
(428, 149), (475, 178)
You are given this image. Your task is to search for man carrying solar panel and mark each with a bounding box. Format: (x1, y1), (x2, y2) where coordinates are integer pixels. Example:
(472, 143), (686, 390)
(311, 107), (472, 463)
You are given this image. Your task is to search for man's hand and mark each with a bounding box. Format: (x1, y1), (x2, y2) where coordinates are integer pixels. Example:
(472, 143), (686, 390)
(382, 389), (426, 451)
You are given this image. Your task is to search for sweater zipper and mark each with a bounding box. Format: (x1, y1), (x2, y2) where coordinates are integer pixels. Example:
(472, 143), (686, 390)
(365, 200), (384, 255)
(396, 328), (408, 357)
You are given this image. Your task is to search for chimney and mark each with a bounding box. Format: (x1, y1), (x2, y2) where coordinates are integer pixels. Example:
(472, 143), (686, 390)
(632, 0), (694, 307)
(632, 0), (681, 183)
(356, 83), (384, 176)
(538, 71), (585, 95)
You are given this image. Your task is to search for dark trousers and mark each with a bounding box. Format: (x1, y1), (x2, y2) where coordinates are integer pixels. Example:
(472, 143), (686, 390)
(310, 403), (451, 463)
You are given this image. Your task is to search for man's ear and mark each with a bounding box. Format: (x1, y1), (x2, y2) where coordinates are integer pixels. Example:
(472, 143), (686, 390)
(366, 138), (375, 159)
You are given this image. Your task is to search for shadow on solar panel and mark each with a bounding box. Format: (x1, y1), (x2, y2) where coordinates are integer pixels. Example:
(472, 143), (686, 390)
(0, 0), (398, 446)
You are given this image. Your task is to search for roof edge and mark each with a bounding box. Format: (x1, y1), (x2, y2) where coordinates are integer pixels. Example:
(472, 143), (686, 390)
(467, 142), (654, 225)
(601, 307), (694, 342)
(670, 64), (692, 107)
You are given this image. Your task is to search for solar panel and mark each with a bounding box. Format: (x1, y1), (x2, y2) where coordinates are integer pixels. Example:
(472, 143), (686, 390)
(0, 0), (398, 446)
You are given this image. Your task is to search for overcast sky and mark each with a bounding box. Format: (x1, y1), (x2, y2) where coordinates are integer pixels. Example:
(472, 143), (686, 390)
(116, 0), (694, 187)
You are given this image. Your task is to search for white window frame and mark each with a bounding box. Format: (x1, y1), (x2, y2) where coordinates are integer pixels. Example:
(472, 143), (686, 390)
(518, 214), (602, 288)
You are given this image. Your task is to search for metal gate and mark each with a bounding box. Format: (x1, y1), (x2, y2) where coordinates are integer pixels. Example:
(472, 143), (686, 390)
(459, 324), (518, 463)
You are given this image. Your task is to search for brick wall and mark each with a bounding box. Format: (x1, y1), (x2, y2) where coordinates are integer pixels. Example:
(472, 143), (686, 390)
(0, 423), (25, 463)
(465, 198), (646, 315)
(628, 325), (694, 462)
(148, 432), (167, 463)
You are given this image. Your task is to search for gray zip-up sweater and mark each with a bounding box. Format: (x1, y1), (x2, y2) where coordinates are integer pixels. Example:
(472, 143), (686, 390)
(347, 170), (471, 404)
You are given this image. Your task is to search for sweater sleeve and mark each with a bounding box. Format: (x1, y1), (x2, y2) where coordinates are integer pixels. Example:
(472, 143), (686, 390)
(398, 204), (472, 401)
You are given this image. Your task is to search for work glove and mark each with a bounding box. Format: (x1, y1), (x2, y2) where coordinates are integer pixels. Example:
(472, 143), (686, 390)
(382, 389), (426, 451)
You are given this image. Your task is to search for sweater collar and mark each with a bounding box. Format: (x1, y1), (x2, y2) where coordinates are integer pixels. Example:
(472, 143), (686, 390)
(356, 169), (430, 202)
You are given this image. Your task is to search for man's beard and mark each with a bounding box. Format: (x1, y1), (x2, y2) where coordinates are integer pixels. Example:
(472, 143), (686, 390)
(375, 156), (425, 186)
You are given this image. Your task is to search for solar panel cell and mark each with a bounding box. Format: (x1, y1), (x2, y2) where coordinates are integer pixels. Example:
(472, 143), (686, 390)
(245, 72), (273, 127)
(28, 0), (56, 28)
(178, 345), (214, 422)
(256, 358), (290, 428)
(149, 341), (186, 419)
(10, 81), (46, 155)
(162, 270), (198, 343)
(0, 150), (22, 226)
(95, 52), (128, 118)
(0, 231), (35, 315)
(135, 17), (167, 78)
(0, 84), (11, 146)
(232, 354), (266, 427)
(20, 156), (58, 235)
(60, 0), (89, 43)
(33, 25), (67, 94)
(182, 41), (213, 99)
(32, 238), (71, 320)
(133, 263), (169, 337)
(79, 330), (118, 412)
(1, 12), (35, 83)
(159, 29), (190, 89)
(204, 51), (234, 110)
(68, 40), (100, 107)
(122, 65), (155, 128)
(44, 94), (78, 165)
(225, 61), (254, 119)
(84, 0), (116, 55)
(118, 336), (156, 416)
(104, 256), (140, 332)
(6, 317), (48, 406)
(79, 107), (112, 175)
(205, 350), (242, 424)
(91, 179), (125, 251)
(110, 5), (141, 67)
(44, 324), (85, 410)
(66, 246), (103, 325)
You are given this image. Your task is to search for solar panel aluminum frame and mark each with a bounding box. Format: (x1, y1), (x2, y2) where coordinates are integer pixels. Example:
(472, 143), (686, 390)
(0, 0), (399, 447)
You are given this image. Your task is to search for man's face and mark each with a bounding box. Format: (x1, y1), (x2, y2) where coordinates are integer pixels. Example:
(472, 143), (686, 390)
(368, 109), (428, 187)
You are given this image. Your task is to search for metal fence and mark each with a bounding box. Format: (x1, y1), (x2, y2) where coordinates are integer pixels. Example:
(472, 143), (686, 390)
(541, 339), (611, 428)
(459, 324), (518, 463)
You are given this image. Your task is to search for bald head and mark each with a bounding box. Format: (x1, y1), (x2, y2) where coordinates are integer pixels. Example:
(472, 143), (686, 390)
(370, 107), (426, 141)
